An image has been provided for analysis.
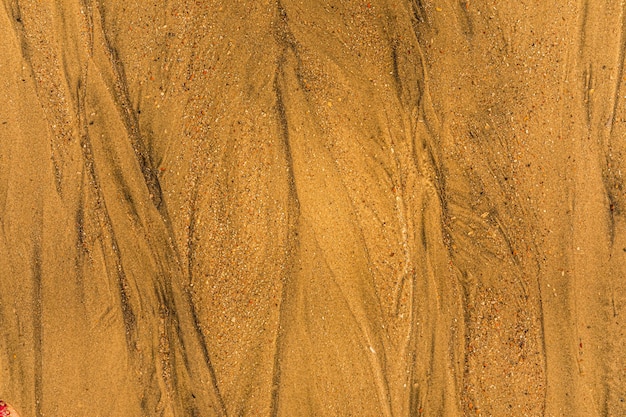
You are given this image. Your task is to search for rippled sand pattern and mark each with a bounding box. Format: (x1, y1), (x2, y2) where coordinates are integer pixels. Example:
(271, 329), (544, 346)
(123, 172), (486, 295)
(0, 1), (625, 416)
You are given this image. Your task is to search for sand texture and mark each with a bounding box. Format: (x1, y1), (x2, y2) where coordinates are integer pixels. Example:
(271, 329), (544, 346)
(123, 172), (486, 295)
(1, 1), (625, 416)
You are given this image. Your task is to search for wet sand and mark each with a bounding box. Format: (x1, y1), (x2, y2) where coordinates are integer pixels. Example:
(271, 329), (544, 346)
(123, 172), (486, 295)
(0, 1), (625, 416)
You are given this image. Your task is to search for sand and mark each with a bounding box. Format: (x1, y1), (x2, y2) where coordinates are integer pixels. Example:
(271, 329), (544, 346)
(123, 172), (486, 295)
(0, 1), (624, 416)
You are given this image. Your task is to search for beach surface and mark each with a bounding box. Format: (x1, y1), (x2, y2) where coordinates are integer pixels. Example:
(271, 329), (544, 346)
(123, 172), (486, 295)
(0, 1), (625, 416)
